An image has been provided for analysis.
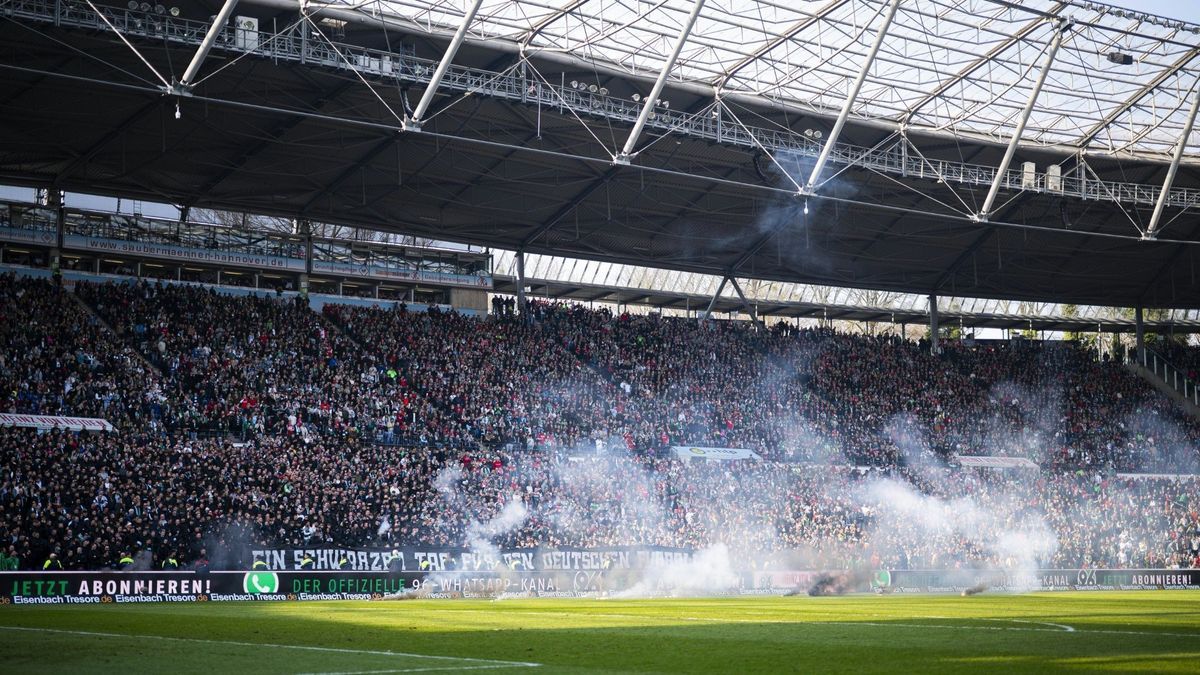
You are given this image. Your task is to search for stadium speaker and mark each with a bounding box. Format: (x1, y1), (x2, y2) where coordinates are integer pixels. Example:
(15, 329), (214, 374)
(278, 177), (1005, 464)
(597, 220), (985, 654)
(1106, 51), (1134, 65)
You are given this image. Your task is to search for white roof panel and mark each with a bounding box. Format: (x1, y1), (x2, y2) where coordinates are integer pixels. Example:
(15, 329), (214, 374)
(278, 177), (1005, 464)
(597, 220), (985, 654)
(356, 0), (1200, 159)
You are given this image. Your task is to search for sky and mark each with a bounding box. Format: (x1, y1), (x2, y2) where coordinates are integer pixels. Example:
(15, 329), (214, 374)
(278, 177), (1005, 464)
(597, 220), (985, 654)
(1127, 0), (1200, 22)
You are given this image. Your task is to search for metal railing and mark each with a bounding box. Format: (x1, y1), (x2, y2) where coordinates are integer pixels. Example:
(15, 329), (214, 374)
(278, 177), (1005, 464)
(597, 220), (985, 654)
(1140, 348), (1200, 409)
(0, 198), (492, 276)
(7, 0), (1200, 211)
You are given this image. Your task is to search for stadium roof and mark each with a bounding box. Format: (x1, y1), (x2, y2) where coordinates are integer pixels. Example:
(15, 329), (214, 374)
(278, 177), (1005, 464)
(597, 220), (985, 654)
(2, 0), (1200, 309)
(355, 0), (1200, 161)
(493, 274), (1200, 333)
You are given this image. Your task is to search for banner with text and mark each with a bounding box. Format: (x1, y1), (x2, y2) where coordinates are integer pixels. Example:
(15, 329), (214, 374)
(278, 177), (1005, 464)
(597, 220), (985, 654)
(953, 455), (1039, 469)
(672, 446), (762, 461)
(0, 413), (114, 432)
(1, 568), (837, 604)
(63, 234), (307, 272)
(247, 545), (695, 572)
(5, 567), (1199, 605)
(0, 226), (55, 246)
(311, 260), (493, 290)
(879, 568), (1200, 593)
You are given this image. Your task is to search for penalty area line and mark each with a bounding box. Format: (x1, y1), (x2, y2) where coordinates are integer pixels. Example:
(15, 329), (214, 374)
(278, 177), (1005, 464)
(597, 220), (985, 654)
(0, 626), (541, 669)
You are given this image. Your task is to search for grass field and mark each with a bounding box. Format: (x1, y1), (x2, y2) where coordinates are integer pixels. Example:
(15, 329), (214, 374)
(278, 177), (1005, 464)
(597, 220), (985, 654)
(2, 592), (1199, 673)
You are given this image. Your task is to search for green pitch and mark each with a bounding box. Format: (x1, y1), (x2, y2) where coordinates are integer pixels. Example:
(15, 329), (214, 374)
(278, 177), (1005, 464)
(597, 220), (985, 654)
(2, 592), (1199, 673)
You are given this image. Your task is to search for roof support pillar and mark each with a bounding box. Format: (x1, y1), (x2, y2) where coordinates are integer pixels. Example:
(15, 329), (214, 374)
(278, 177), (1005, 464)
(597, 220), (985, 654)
(1145, 77), (1200, 240)
(979, 19), (1069, 221)
(178, 0), (240, 89)
(615, 0), (706, 163)
(48, 187), (64, 250)
(729, 277), (764, 329)
(928, 294), (940, 355)
(1135, 305), (1145, 363)
(804, 0), (901, 193)
(702, 275), (729, 322)
(293, 218), (313, 273)
(405, 0), (486, 131)
(515, 249), (529, 318)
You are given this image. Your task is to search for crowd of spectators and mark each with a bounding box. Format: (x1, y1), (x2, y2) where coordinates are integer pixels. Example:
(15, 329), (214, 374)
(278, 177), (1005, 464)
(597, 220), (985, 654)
(326, 302), (620, 452)
(2, 275), (1200, 573)
(1154, 341), (1200, 383)
(76, 280), (462, 447)
(0, 273), (161, 427)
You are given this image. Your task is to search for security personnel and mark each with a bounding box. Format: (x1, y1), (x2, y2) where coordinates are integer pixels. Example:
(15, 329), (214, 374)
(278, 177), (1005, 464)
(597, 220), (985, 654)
(42, 553), (63, 570)
(161, 552), (179, 570)
(118, 553), (135, 570)
(386, 550), (403, 573)
(299, 553), (314, 570)
(337, 554), (350, 570)
(252, 555), (268, 570)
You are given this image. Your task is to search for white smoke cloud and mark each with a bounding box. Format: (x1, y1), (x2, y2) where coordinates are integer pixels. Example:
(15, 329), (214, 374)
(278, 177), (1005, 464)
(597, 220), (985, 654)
(617, 544), (740, 598)
(859, 477), (1057, 589)
(465, 499), (529, 555)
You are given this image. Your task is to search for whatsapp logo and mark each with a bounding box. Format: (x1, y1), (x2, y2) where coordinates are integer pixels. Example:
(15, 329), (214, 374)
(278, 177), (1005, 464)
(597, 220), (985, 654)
(244, 572), (280, 594)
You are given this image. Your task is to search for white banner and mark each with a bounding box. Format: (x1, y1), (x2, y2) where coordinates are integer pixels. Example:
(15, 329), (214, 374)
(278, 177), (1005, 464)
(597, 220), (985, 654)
(1116, 472), (1200, 480)
(63, 234), (306, 272)
(311, 260), (493, 289)
(954, 455), (1038, 469)
(0, 226), (55, 246)
(672, 446), (761, 461)
(0, 413), (114, 432)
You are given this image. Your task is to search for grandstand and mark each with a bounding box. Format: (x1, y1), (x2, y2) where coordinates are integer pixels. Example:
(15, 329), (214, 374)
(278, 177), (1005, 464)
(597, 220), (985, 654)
(3, 0), (1200, 672)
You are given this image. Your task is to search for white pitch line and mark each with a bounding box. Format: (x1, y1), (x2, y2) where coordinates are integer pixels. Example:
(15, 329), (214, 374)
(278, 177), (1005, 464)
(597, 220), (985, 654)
(304, 662), (535, 667)
(0, 626), (540, 668)
(423, 607), (1196, 639)
(678, 615), (1196, 638)
(921, 615), (1076, 632)
(999, 619), (1075, 632)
